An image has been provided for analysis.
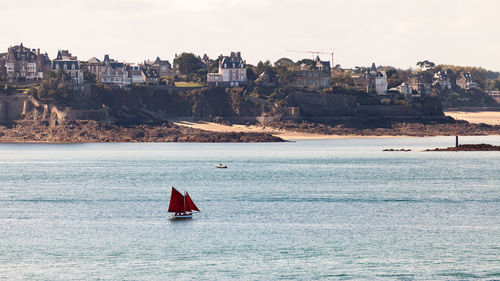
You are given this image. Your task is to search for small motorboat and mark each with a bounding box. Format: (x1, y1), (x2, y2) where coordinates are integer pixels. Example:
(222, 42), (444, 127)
(168, 187), (200, 220)
(215, 163), (227, 169)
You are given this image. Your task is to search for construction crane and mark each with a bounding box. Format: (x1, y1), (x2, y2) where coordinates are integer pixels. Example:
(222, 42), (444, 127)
(286, 50), (335, 66)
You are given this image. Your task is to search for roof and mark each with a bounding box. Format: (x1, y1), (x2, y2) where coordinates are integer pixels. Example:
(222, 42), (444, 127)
(142, 68), (159, 78)
(110, 62), (124, 69)
(220, 52), (245, 69)
(87, 57), (101, 64)
(56, 50), (76, 60)
(52, 60), (80, 70)
(7, 44), (40, 62)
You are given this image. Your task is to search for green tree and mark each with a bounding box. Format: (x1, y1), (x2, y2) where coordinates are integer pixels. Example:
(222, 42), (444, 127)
(330, 69), (353, 88)
(256, 60), (273, 76)
(274, 58), (294, 68)
(295, 59), (315, 69)
(83, 69), (96, 83)
(416, 60), (435, 70)
(246, 67), (257, 82)
(490, 79), (500, 90)
(36, 70), (72, 103)
(174, 53), (205, 77)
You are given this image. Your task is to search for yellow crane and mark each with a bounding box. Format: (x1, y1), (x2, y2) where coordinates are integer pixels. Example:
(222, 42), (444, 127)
(286, 50), (334, 66)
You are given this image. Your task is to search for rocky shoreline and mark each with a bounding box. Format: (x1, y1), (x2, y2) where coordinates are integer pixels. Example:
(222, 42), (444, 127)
(2, 118), (500, 144)
(0, 121), (284, 143)
(265, 119), (500, 137)
(426, 144), (500, 151)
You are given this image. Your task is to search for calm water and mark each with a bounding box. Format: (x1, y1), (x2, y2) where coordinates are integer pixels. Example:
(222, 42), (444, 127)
(0, 137), (499, 280)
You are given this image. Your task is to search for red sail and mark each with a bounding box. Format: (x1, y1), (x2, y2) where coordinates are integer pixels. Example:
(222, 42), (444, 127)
(168, 187), (185, 213)
(185, 192), (200, 212)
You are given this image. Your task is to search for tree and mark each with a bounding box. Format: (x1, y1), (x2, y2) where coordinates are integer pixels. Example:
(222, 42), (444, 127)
(256, 60), (273, 76)
(330, 69), (353, 88)
(490, 79), (500, 90)
(246, 67), (257, 82)
(416, 60), (435, 71)
(274, 58), (294, 68)
(83, 69), (96, 83)
(35, 70), (72, 103)
(295, 59), (315, 69)
(174, 53), (205, 77)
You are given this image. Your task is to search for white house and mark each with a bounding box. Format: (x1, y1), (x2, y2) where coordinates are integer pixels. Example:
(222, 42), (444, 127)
(207, 52), (247, 87)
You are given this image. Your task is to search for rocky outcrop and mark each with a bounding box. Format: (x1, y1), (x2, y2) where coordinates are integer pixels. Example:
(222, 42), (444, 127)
(266, 118), (500, 137)
(426, 144), (500, 151)
(0, 120), (284, 143)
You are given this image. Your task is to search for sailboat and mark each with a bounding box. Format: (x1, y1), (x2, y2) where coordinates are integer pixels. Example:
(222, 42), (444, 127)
(168, 187), (200, 220)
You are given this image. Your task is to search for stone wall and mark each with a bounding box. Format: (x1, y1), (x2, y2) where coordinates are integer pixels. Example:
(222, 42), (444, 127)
(0, 94), (34, 122)
(286, 92), (357, 116)
(358, 105), (413, 117)
(63, 109), (109, 122)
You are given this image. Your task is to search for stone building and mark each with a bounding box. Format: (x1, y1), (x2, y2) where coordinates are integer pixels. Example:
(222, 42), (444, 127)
(456, 72), (478, 90)
(409, 75), (431, 95)
(82, 57), (102, 82)
(352, 63), (388, 95)
(207, 52), (247, 87)
(5, 43), (51, 83)
(142, 57), (173, 78)
(51, 50), (83, 85)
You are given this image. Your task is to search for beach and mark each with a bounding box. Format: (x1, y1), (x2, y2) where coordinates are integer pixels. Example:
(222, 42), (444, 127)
(445, 111), (500, 125)
(173, 120), (402, 140)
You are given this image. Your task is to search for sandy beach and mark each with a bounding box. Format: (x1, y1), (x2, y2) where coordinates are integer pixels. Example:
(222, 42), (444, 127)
(445, 111), (500, 125)
(173, 121), (402, 140)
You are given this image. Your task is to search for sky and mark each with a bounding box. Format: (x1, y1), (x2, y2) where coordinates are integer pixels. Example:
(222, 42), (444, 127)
(1, 0), (499, 71)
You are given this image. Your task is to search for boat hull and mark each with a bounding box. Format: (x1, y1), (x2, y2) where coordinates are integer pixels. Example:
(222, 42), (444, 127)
(170, 213), (193, 220)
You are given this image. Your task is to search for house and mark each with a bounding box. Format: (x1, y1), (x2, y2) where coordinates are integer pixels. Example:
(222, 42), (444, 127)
(142, 57), (173, 78)
(352, 63), (388, 95)
(202, 54), (210, 66)
(127, 64), (144, 84)
(51, 50), (83, 85)
(207, 52), (247, 87)
(433, 70), (452, 90)
(456, 72), (478, 90)
(315, 56), (331, 75)
(409, 75), (431, 95)
(5, 43), (51, 83)
(82, 57), (102, 82)
(100, 55), (130, 86)
(389, 82), (416, 101)
(487, 90), (500, 104)
(142, 67), (160, 85)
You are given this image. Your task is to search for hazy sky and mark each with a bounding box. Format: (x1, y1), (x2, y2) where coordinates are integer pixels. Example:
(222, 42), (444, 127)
(1, 0), (499, 70)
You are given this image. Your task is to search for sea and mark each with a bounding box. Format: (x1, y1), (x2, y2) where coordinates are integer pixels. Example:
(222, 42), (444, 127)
(0, 136), (499, 280)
